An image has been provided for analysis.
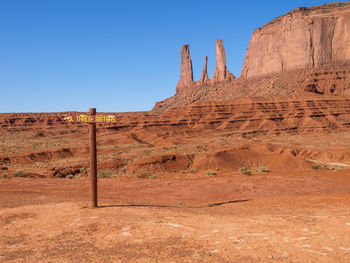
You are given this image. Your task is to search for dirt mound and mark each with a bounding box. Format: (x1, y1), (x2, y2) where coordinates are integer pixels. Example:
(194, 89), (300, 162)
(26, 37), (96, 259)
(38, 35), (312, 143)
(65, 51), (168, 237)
(192, 147), (311, 172)
(127, 154), (194, 174)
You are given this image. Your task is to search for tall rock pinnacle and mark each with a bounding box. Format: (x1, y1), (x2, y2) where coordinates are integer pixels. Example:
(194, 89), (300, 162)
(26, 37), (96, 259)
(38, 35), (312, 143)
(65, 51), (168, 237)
(212, 39), (235, 82)
(176, 45), (193, 93)
(199, 56), (210, 84)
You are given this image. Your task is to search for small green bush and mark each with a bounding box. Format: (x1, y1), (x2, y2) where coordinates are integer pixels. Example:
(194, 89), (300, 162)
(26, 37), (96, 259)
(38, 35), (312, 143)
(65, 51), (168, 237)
(13, 170), (30, 177)
(65, 174), (74, 179)
(54, 173), (65, 178)
(0, 174), (7, 178)
(206, 171), (217, 176)
(259, 167), (268, 172)
(312, 164), (322, 170)
(239, 167), (252, 175)
(79, 167), (87, 175)
(243, 170), (251, 175)
(135, 168), (153, 179)
(98, 170), (113, 178)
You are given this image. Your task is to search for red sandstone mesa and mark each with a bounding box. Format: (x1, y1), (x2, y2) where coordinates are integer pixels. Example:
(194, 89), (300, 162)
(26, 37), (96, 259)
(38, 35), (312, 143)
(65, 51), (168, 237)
(241, 2), (350, 79)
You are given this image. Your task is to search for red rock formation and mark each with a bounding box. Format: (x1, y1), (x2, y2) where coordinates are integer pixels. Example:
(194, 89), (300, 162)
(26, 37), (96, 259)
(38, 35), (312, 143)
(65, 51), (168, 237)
(154, 2), (350, 112)
(3, 95), (350, 136)
(212, 39), (235, 82)
(176, 45), (193, 93)
(176, 39), (234, 93)
(199, 56), (210, 84)
(241, 2), (350, 79)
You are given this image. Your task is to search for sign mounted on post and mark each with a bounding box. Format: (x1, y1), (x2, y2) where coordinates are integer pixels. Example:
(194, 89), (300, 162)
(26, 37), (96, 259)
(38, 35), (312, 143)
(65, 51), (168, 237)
(63, 109), (117, 208)
(64, 114), (116, 123)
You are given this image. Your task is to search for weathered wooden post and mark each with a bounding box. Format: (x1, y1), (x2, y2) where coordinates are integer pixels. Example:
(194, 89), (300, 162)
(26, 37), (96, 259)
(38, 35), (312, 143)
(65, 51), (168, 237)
(63, 110), (117, 208)
(89, 108), (98, 208)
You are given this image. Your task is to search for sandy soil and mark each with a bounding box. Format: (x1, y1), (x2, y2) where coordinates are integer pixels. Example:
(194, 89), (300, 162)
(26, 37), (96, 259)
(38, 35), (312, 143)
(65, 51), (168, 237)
(1, 170), (350, 262)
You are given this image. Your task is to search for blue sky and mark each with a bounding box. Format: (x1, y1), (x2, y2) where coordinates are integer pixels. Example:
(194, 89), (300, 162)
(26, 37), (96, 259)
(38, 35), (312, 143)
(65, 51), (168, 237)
(0, 0), (346, 112)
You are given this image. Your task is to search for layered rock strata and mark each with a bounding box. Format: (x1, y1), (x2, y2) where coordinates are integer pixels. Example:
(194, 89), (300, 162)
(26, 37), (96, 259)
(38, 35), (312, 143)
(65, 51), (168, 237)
(241, 2), (350, 79)
(2, 96), (350, 137)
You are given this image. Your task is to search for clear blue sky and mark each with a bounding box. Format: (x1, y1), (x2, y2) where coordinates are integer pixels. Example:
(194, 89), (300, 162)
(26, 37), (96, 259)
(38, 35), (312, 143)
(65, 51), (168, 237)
(0, 0), (346, 113)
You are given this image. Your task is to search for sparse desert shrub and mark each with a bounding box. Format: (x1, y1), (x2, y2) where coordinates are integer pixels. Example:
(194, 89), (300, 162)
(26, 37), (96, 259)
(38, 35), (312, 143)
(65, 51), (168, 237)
(65, 174), (74, 179)
(259, 167), (268, 172)
(13, 169), (30, 177)
(330, 166), (343, 171)
(80, 167), (87, 175)
(206, 171), (217, 176)
(312, 164), (322, 170)
(189, 169), (195, 174)
(243, 170), (251, 175)
(135, 168), (154, 179)
(33, 162), (44, 168)
(0, 174), (7, 178)
(239, 167), (251, 175)
(98, 169), (113, 178)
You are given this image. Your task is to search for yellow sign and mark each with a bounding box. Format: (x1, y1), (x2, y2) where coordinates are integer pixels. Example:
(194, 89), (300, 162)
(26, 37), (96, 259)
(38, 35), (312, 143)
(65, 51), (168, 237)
(64, 115), (116, 123)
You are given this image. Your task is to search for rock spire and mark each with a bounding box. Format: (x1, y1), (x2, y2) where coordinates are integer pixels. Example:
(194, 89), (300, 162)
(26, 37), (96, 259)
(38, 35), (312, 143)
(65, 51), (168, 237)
(199, 56), (210, 84)
(175, 39), (234, 93)
(212, 39), (235, 82)
(176, 45), (193, 93)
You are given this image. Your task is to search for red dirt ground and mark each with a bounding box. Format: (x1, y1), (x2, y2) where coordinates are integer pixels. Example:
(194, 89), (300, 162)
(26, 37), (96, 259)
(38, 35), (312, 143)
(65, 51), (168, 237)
(1, 172), (350, 262)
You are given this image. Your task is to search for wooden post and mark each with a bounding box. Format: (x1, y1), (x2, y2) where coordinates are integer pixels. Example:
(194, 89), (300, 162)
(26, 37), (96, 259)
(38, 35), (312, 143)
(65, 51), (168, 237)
(89, 108), (98, 208)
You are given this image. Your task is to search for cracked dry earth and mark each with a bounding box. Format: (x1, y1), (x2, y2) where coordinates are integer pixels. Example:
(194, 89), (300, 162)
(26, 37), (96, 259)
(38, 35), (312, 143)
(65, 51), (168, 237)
(1, 174), (350, 263)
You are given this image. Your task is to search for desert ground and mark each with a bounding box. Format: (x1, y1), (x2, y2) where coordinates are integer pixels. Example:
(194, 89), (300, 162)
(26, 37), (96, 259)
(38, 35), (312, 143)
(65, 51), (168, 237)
(1, 95), (350, 262)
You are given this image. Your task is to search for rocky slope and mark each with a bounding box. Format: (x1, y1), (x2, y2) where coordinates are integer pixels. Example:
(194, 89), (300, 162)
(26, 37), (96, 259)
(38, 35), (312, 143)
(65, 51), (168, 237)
(2, 94), (350, 136)
(2, 94), (350, 176)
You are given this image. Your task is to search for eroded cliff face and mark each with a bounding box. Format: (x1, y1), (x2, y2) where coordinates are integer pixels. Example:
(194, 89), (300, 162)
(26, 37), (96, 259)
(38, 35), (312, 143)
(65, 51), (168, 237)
(241, 3), (350, 79)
